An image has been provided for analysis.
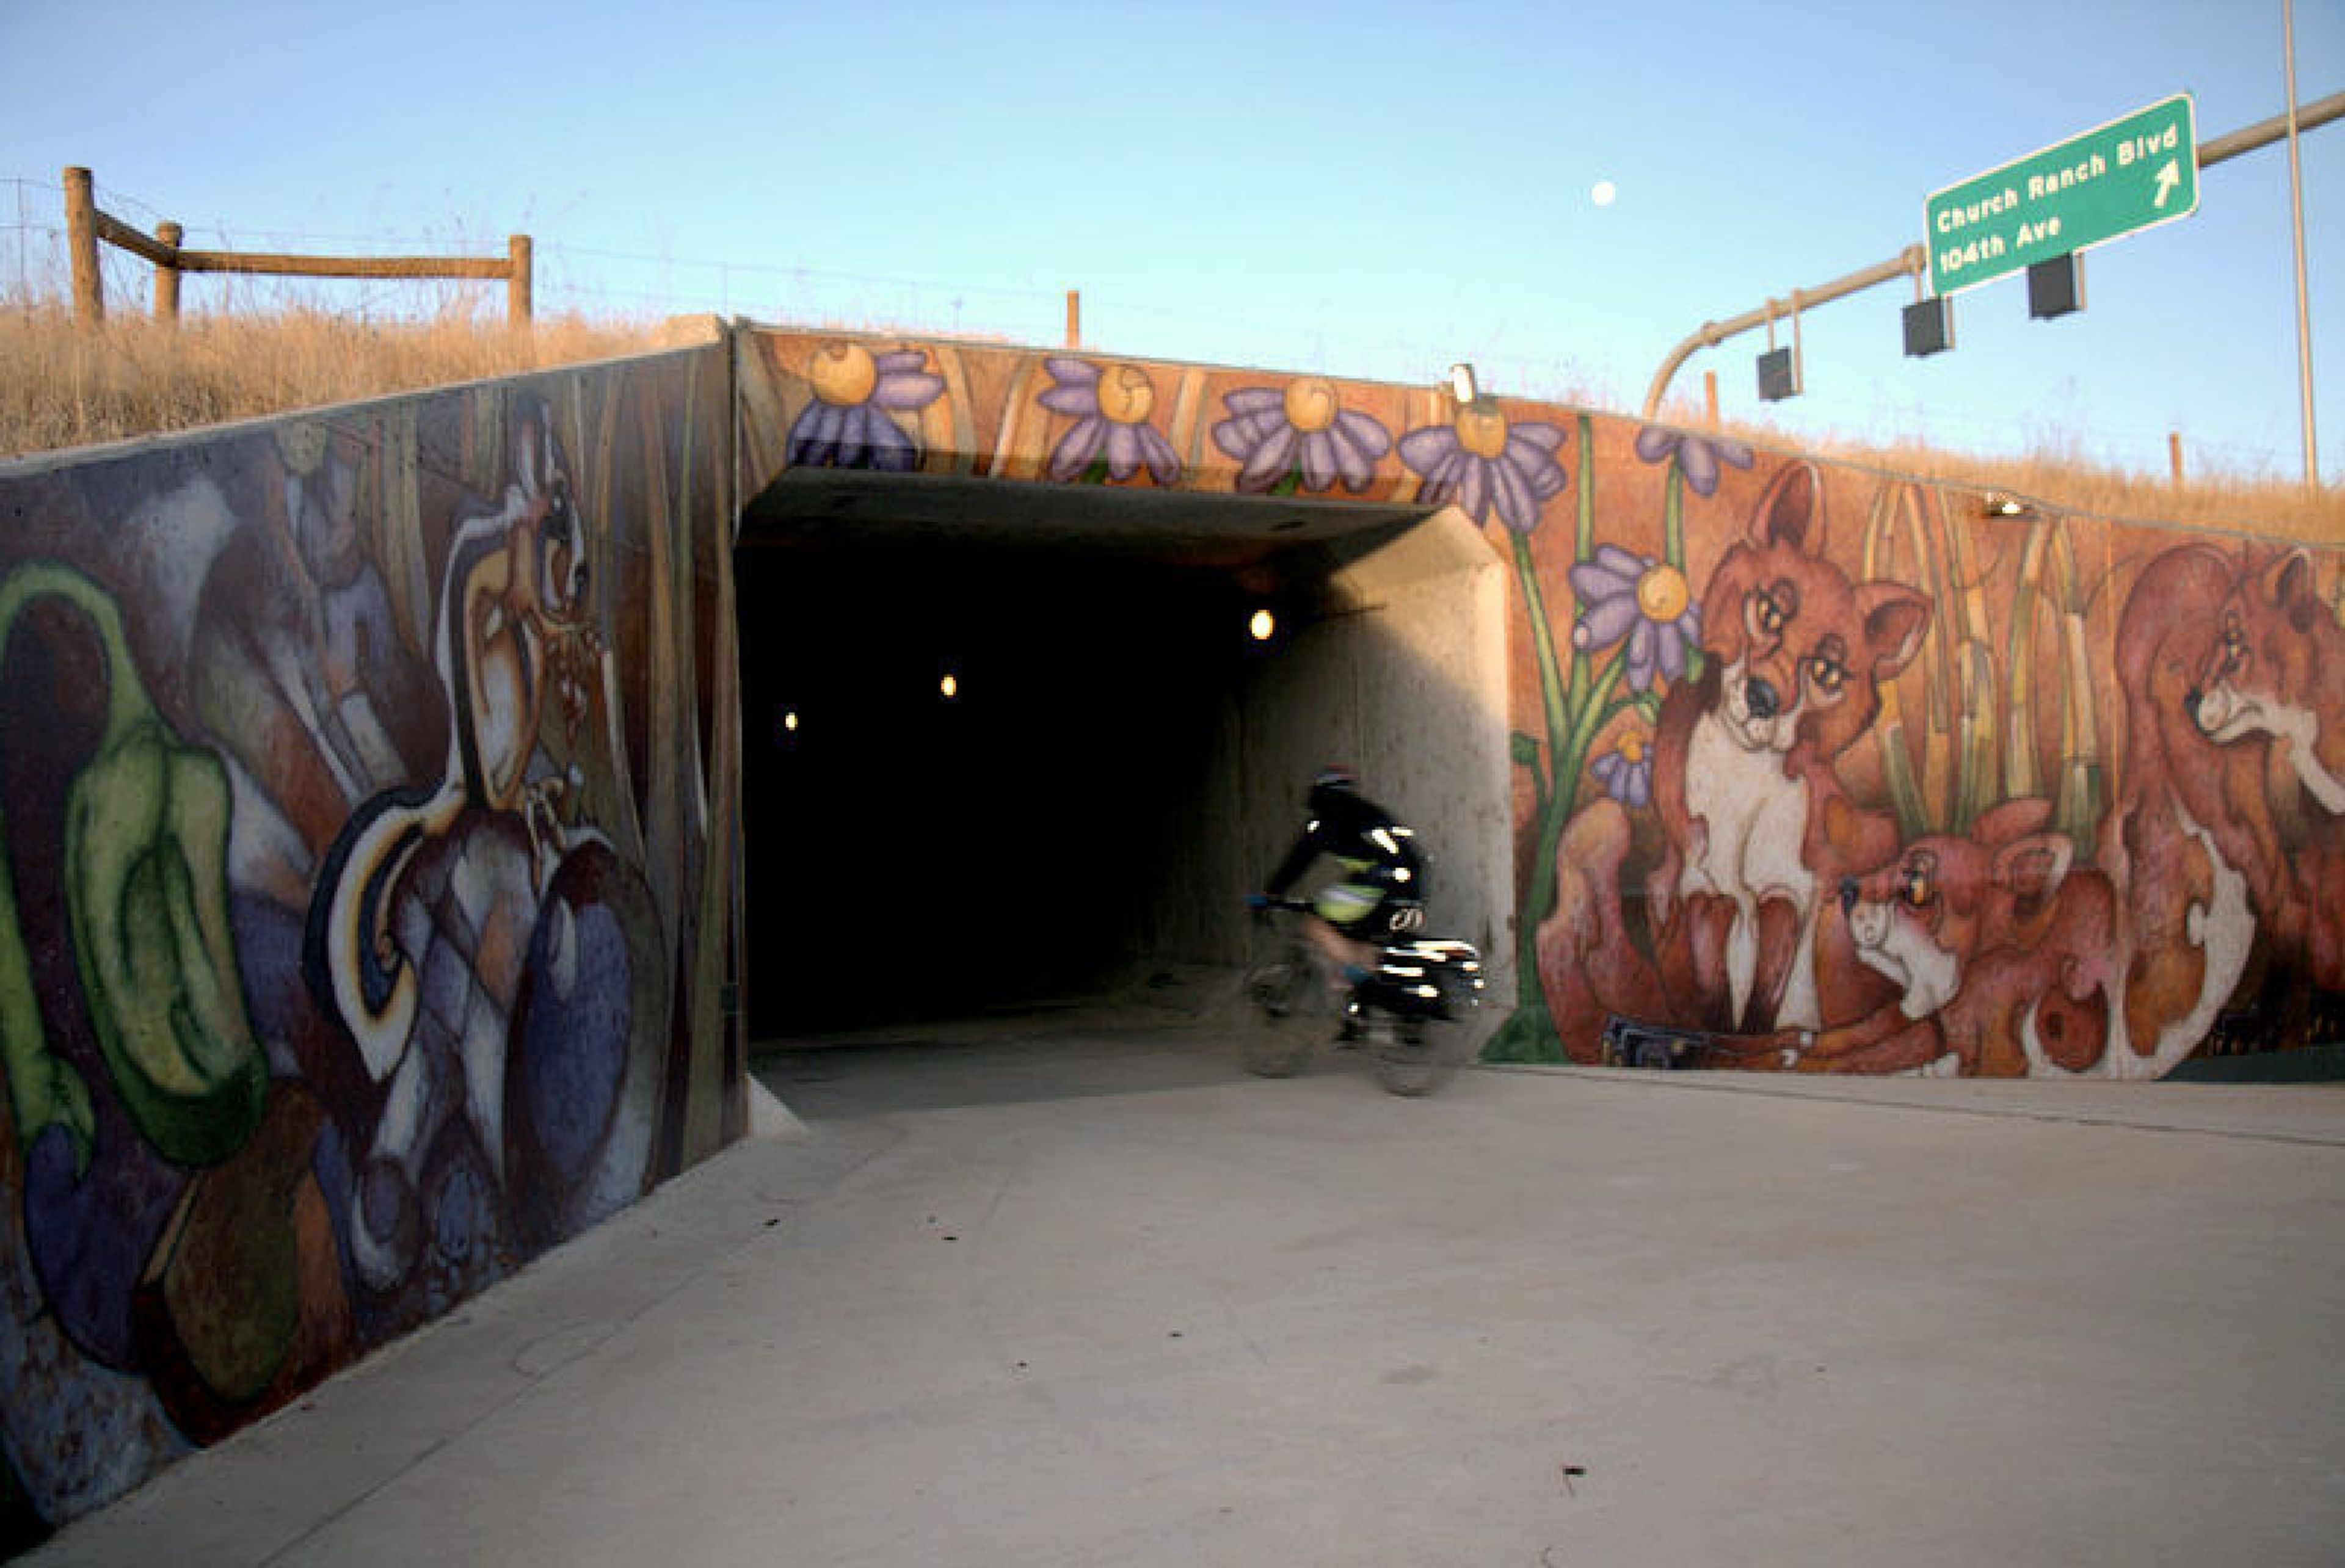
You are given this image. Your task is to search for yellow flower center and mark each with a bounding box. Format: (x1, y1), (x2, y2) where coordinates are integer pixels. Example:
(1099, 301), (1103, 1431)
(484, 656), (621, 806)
(1454, 399), (1510, 459)
(1636, 562), (1690, 623)
(809, 343), (879, 407)
(1616, 733), (1647, 765)
(1282, 377), (1340, 434)
(1096, 364), (1157, 425)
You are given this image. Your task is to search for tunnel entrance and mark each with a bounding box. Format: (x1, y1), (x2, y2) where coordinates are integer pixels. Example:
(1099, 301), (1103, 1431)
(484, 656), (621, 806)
(738, 532), (1263, 1034)
(735, 469), (1512, 1044)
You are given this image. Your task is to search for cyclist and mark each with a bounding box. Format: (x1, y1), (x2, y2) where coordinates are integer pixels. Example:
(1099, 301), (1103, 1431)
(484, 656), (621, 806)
(1250, 767), (1426, 1006)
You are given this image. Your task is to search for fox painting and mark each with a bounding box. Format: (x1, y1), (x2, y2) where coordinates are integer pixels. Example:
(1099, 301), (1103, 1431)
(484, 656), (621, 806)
(1529, 458), (2338, 1078)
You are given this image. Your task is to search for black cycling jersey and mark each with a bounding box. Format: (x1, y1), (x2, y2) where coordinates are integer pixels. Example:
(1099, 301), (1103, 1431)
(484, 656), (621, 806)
(1264, 788), (1423, 898)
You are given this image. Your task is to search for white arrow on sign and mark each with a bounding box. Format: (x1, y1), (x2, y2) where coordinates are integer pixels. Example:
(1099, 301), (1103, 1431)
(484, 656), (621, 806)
(2153, 160), (2180, 208)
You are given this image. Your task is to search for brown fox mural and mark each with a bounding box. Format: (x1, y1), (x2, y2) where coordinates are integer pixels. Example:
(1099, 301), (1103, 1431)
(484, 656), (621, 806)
(2181, 547), (2345, 1024)
(1648, 460), (1931, 1042)
(1519, 429), (2340, 1078)
(1823, 799), (2121, 1076)
(722, 329), (2339, 1081)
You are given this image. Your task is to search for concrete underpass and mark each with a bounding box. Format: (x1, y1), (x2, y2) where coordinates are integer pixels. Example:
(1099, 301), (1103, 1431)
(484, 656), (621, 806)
(733, 468), (1518, 1043)
(20, 316), (2345, 1561)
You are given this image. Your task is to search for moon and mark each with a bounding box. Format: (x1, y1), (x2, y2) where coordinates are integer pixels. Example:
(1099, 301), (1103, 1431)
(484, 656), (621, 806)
(1591, 180), (1617, 208)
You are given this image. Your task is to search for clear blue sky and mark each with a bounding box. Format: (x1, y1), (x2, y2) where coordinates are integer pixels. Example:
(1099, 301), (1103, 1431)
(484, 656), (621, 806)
(4, 0), (2339, 490)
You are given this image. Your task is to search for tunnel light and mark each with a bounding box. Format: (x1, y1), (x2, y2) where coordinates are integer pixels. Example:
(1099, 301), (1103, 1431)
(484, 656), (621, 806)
(1249, 608), (1275, 642)
(939, 673), (959, 700)
(783, 710), (800, 733)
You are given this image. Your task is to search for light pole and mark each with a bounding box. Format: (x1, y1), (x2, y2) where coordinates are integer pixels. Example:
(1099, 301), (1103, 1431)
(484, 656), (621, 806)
(1640, 88), (2343, 471)
(2283, 0), (2318, 487)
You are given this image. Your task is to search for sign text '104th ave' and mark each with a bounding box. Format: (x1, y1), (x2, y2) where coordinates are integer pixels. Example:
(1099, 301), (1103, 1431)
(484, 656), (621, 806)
(1926, 93), (2199, 296)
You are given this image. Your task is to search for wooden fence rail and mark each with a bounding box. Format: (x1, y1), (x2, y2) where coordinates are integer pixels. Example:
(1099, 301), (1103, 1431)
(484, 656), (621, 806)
(62, 166), (532, 328)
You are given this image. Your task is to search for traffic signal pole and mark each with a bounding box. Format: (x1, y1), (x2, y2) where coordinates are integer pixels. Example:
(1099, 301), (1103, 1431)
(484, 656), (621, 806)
(1638, 88), (2345, 437)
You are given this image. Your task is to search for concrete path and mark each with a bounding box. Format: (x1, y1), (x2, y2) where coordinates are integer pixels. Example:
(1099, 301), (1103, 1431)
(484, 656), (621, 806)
(28, 1017), (2345, 1566)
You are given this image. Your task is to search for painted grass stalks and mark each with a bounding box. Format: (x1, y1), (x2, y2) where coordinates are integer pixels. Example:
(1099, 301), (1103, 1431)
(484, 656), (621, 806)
(2005, 517), (2106, 853)
(1940, 495), (1999, 835)
(1865, 481), (1944, 839)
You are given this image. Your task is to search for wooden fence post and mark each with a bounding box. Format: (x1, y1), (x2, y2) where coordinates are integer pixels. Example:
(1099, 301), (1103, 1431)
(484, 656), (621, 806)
(2169, 432), (2184, 486)
(62, 167), (103, 327)
(506, 234), (533, 326)
(1703, 369), (1719, 427)
(1065, 289), (1080, 349)
(69, 169), (531, 329)
(154, 222), (183, 324)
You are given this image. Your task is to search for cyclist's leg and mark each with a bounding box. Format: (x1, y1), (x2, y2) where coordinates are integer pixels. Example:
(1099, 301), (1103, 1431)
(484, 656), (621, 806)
(1307, 883), (1383, 982)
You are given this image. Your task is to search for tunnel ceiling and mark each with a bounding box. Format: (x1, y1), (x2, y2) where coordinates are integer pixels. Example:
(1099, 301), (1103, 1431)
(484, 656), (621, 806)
(742, 468), (1430, 570)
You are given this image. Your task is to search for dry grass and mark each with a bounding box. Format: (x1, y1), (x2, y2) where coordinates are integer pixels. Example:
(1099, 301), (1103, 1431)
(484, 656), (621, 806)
(0, 301), (672, 461)
(1784, 431), (2342, 545)
(4, 299), (2336, 544)
(1646, 393), (2341, 545)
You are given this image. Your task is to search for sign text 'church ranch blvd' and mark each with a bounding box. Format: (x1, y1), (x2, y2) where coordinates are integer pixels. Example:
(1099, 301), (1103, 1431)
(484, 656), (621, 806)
(1924, 95), (2198, 296)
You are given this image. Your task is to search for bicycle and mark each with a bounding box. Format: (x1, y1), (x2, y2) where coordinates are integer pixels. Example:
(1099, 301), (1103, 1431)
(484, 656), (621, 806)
(1240, 896), (1485, 1097)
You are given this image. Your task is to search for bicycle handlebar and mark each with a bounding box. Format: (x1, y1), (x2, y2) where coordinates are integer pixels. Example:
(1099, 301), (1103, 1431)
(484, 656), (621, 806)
(1246, 894), (1314, 916)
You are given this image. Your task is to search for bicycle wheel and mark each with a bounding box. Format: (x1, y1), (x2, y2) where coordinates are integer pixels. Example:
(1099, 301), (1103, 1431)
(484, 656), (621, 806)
(1242, 957), (1321, 1078)
(1372, 1012), (1461, 1097)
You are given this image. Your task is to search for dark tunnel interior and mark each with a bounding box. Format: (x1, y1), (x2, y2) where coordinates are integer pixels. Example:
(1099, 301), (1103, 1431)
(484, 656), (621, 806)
(735, 534), (1272, 1037)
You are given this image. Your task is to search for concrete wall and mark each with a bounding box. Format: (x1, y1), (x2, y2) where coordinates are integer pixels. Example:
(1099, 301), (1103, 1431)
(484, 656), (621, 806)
(1218, 512), (1515, 1018)
(1492, 415), (2345, 1077)
(0, 347), (743, 1548)
(735, 330), (1519, 1016)
(735, 326), (2342, 1078)
(4, 318), (2333, 1546)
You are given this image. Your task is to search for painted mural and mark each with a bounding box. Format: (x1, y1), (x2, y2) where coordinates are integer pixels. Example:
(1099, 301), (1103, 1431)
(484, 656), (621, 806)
(4, 321), (2325, 1547)
(0, 347), (741, 1548)
(736, 332), (1450, 503)
(740, 328), (2343, 1081)
(1482, 422), (2344, 1075)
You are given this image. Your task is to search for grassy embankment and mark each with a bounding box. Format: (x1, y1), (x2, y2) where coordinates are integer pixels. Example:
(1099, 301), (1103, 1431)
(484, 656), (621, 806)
(1, 299), (2335, 543)
(0, 299), (683, 459)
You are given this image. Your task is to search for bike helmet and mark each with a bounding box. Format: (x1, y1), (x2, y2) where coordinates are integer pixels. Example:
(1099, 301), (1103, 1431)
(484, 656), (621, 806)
(1308, 764), (1358, 814)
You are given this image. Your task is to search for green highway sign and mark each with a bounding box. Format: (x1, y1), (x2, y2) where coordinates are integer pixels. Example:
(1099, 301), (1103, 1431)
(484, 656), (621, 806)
(1926, 93), (2198, 296)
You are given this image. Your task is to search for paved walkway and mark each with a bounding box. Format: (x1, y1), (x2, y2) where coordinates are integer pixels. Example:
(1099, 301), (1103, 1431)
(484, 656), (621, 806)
(29, 1012), (2345, 1566)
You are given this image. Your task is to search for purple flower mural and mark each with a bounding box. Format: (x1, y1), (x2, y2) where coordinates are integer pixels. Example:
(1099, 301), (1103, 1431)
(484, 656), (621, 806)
(787, 344), (945, 471)
(1633, 424), (1754, 496)
(1591, 733), (1654, 810)
(1212, 379), (1392, 495)
(1041, 358), (1181, 485)
(1398, 399), (1567, 534)
(1569, 543), (1700, 692)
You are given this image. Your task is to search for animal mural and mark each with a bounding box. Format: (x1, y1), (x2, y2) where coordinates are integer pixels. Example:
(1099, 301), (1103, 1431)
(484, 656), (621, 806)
(1499, 416), (2343, 1076)
(0, 352), (739, 1548)
(729, 328), (2341, 1080)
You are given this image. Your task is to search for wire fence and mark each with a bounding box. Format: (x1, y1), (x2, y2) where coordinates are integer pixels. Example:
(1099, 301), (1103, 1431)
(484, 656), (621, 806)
(0, 172), (2312, 482)
(0, 173), (1605, 394)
